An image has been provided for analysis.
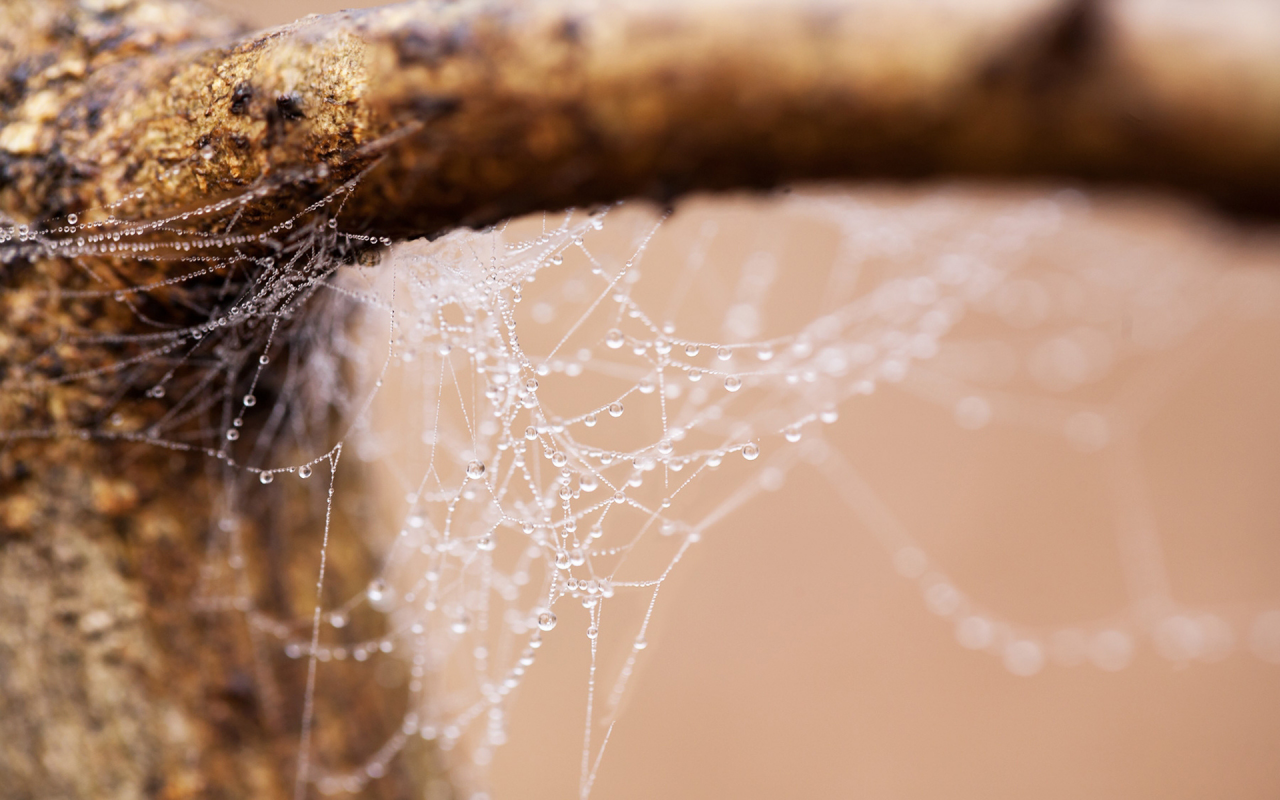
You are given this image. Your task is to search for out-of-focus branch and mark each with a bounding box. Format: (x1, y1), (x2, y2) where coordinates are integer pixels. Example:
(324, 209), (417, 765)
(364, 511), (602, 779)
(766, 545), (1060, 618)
(5, 0), (1280, 239)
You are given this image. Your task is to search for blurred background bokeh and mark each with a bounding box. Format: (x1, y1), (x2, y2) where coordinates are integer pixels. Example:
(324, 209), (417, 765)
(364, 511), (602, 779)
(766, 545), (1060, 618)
(209, 2), (1280, 798)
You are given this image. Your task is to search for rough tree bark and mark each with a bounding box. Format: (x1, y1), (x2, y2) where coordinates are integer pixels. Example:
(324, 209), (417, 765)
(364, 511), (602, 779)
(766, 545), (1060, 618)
(1, 0), (1278, 798)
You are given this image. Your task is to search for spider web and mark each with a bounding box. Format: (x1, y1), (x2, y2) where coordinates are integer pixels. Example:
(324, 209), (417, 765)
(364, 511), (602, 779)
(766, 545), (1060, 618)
(4, 160), (1280, 798)
(312, 187), (1280, 796)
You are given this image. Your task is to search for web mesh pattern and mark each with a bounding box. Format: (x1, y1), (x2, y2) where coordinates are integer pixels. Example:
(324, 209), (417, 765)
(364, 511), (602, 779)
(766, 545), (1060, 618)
(4, 172), (1279, 797)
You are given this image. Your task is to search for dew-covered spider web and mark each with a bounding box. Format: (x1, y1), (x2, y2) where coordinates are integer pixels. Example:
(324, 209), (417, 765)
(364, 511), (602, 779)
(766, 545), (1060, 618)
(4, 164), (1280, 798)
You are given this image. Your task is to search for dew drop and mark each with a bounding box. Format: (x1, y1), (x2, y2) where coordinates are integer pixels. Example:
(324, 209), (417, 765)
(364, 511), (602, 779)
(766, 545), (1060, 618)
(298, 464), (313, 479)
(467, 460), (486, 479)
(537, 611), (558, 631)
(607, 402), (624, 417)
(259, 471), (274, 484)
(723, 376), (742, 392)
(605, 329), (624, 349)
(367, 578), (393, 610)
(741, 443), (760, 461)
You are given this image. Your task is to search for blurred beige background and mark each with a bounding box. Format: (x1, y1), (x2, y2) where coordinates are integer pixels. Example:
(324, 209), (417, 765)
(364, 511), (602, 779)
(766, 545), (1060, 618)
(211, 2), (1280, 799)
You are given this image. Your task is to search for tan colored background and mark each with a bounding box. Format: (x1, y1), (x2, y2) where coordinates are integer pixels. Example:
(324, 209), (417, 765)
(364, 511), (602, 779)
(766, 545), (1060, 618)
(211, 3), (1280, 798)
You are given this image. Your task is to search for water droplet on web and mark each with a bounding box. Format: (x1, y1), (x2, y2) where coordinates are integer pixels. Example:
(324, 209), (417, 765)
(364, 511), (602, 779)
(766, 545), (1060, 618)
(784, 426), (802, 443)
(242, 394), (256, 407)
(584, 414), (597, 427)
(537, 611), (558, 631)
(717, 347), (732, 361)
(259, 471), (273, 484)
(467, 460), (486, 479)
(367, 579), (395, 611)
(298, 464), (312, 479)
(724, 376), (742, 392)
(226, 429), (239, 441)
(586, 626), (599, 640)
(67, 213), (77, 225)
(742, 443), (760, 461)
(607, 402), (624, 417)
(633, 638), (648, 650)
(605, 329), (624, 349)
(1004, 640), (1045, 676)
